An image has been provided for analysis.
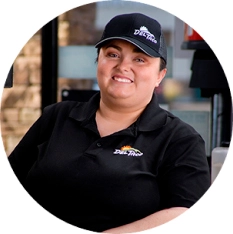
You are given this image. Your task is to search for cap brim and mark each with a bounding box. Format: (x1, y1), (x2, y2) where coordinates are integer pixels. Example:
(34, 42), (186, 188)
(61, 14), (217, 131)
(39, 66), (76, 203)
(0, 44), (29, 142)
(95, 36), (161, 58)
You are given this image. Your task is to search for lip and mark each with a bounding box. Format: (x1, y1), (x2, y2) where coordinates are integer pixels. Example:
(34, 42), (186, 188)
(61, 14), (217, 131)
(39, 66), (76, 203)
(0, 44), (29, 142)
(112, 74), (133, 83)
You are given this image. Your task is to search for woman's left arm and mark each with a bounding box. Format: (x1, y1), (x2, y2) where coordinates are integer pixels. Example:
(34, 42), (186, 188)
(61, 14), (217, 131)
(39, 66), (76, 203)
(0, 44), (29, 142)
(102, 207), (188, 233)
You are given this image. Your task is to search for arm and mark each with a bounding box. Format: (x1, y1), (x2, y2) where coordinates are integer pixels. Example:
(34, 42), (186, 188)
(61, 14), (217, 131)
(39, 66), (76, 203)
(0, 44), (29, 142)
(8, 104), (56, 184)
(103, 131), (209, 233)
(103, 207), (188, 233)
(8, 101), (77, 184)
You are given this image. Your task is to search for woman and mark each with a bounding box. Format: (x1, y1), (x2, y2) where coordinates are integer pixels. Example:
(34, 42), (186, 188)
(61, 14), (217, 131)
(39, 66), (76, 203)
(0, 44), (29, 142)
(8, 13), (210, 233)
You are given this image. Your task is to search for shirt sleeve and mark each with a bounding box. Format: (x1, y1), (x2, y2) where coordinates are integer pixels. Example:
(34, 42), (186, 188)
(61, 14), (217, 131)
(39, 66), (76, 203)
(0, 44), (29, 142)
(157, 132), (211, 209)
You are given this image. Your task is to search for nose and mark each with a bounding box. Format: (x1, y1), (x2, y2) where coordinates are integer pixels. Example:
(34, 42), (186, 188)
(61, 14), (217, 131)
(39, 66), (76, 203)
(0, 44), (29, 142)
(117, 57), (131, 72)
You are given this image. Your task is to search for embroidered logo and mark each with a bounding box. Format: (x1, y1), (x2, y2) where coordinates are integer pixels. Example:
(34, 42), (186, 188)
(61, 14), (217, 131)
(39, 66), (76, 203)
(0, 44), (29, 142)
(113, 145), (143, 157)
(134, 26), (157, 44)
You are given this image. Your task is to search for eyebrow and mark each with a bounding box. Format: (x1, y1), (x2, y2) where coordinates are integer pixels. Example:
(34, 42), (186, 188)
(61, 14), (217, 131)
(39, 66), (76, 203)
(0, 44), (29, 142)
(105, 43), (122, 51)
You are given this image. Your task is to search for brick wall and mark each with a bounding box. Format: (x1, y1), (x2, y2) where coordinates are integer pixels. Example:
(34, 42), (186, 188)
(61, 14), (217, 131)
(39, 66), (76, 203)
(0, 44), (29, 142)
(1, 3), (99, 155)
(1, 32), (41, 155)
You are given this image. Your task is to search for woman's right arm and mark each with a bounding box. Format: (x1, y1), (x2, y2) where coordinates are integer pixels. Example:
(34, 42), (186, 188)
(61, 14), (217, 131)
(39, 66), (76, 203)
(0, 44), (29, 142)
(8, 104), (56, 184)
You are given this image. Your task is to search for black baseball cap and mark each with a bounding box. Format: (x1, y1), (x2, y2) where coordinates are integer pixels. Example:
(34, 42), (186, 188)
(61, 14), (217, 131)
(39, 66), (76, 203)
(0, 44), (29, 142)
(95, 13), (167, 63)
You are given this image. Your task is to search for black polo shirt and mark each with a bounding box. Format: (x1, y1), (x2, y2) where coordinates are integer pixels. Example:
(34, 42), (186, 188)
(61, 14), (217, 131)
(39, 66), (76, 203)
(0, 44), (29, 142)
(9, 92), (210, 232)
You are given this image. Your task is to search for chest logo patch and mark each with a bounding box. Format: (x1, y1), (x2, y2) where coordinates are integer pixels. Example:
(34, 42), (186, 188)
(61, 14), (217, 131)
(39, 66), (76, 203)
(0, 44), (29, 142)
(113, 145), (143, 157)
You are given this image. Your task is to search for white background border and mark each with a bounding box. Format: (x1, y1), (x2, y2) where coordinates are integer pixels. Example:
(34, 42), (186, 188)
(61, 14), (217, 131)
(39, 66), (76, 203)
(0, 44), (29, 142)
(1, 1), (232, 233)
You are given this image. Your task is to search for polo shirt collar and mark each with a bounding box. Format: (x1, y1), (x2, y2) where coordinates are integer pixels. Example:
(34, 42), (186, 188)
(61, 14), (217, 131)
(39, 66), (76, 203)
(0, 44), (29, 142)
(136, 93), (168, 132)
(69, 92), (168, 132)
(69, 92), (100, 123)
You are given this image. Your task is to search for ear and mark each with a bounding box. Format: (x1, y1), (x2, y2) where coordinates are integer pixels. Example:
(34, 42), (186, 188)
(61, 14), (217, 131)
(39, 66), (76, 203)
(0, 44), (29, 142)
(155, 68), (167, 87)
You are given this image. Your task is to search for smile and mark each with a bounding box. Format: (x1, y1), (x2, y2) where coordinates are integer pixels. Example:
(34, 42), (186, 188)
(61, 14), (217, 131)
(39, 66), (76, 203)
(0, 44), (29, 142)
(112, 76), (133, 83)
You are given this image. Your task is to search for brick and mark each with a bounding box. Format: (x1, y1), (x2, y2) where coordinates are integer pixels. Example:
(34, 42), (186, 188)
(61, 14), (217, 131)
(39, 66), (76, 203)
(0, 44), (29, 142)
(65, 4), (97, 45)
(1, 85), (41, 109)
(3, 121), (33, 135)
(28, 56), (41, 84)
(22, 35), (41, 56)
(1, 108), (19, 122)
(13, 56), (30, 84)
(5, 134), (24, 156)
(58, 21), (70, 46)
(58, 13), (68, 21)
(19, 107), (40, 124)
(22, 85), (41, 108)
(1, 85), (27, 108)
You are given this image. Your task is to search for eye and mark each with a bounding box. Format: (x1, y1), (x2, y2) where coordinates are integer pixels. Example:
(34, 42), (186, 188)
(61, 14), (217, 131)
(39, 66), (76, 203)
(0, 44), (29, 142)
(107, 52), (119, 58)
(135, 57), (145, 63)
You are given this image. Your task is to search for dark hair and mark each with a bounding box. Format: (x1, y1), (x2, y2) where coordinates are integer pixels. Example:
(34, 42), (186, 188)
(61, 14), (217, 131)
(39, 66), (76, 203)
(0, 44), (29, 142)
(160, 58), (166, 71)
(95, 47), (166, 71)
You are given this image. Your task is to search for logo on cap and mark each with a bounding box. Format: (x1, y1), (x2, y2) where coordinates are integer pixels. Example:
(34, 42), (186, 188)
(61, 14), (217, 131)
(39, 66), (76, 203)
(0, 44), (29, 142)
(134, 26), (157, 44)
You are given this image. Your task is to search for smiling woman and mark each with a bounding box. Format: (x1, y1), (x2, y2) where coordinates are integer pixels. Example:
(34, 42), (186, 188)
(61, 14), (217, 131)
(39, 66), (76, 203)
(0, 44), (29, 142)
(8, 12), (210, 233)
(96, 40), (166, 109)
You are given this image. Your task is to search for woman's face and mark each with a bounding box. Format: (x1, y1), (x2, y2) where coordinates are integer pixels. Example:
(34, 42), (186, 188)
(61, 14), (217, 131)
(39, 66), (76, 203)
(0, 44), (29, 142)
(97, 39), (167, 108)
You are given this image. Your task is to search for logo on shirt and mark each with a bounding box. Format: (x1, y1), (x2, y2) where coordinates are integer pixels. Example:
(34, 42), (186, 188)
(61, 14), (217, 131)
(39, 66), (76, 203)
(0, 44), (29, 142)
(113, 145), (143, 157)
(134, 26), (157, 44)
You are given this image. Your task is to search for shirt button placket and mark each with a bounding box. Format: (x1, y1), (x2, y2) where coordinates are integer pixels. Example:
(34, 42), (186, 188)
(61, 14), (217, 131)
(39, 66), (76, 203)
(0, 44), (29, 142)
(96, 142), (102, 147)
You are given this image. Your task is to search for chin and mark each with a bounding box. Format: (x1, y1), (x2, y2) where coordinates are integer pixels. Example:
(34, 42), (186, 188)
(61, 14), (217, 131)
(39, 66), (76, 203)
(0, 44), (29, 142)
(109, 91), (132, 100)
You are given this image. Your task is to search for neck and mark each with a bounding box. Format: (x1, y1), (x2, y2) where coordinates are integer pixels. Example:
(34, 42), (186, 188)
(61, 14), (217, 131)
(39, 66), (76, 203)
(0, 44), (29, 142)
(99, 97), (146, 121)
(96, 98), (146, 137)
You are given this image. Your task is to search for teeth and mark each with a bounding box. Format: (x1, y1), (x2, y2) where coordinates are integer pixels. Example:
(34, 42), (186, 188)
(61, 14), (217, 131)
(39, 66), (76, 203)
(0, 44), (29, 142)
(113, 77), (132, 83)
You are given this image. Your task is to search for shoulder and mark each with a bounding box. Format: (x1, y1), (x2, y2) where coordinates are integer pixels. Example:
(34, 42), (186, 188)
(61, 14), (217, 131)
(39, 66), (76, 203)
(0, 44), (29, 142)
(162, 110), (204, 146)
(39, 101), (81, 124)
(166, 110), (199, 134)
(43, 101), (78, 115)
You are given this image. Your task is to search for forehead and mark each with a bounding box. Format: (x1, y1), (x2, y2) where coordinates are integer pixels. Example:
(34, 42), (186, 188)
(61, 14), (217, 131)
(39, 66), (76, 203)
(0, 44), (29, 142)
(102, 39), (145, 54)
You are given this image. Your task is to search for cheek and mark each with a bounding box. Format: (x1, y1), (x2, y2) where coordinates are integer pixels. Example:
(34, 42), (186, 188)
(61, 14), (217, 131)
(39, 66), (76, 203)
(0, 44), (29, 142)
(138, 69), (158, 87)
(97, 59), (110, 75)
(97, 61), (105, 79)
(97, 61), (111, 87)
(143, 67), (165, 87)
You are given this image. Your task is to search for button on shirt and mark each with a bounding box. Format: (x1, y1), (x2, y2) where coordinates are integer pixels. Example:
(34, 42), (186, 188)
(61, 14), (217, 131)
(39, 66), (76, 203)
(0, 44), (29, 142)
(8, 92), (210, 232)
